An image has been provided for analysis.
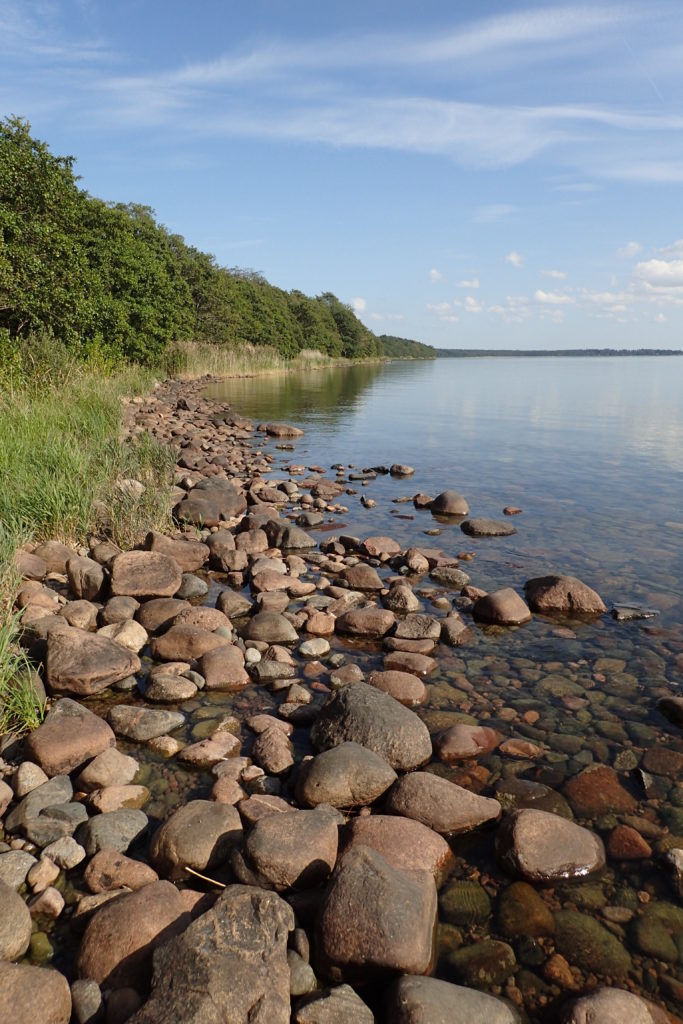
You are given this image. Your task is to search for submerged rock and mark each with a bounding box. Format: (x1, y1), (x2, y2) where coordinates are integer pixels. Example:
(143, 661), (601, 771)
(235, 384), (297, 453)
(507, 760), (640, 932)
(524, 574), (606, 617)
(385, 976), (521, 1024)
(560, 987), (671, 1024)
(497, 809), (605, 881)
(473, 589), (532, 626)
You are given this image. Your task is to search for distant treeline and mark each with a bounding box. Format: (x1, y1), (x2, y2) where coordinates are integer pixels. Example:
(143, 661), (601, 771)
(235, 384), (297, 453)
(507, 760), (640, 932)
(436, 348), (683, 358)
(378, 335), (436, 359)
(0, 117), (385, 366)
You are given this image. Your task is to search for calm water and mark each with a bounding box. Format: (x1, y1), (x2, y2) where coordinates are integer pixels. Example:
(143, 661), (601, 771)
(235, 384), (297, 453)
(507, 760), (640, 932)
(203, 357), (683, 1017)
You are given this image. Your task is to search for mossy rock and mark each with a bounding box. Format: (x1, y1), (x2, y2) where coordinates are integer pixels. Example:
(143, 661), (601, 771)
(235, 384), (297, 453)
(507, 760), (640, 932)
(556, 881), (607, 912)
(497, 881), (554, 938)
(536, 676), (586, 698)
(440, 880), (492, 926)
(663, 808), (683, 834)
(631, 915), (678, 963)
(436, 922), (464, 958)
(446, 938), (517, 988)
(553, 910), (632, 977)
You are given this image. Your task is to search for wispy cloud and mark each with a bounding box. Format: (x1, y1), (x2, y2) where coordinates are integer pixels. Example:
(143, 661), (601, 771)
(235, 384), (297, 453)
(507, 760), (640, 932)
(506, 251), (524, 268)
(541, 269), (568, 279)
(617, 241), (641, 258)
(458, 278), (480, 288)
(535, 289), (574, 304)
(429, 268), (443, 282)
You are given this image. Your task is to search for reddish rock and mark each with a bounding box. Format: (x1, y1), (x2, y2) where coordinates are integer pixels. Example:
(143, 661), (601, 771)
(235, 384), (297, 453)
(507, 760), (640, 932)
(199, 645), (249, 691)
(24, 698), (115, 776)
(385, 771), (502, 834)
(642, 747), (683, 777)
(0, 961), (71, 1024)
(340, 564), (384, 591)
(367, 670), (426, 706)
(145, 531), (209, 572)
(32, 540), (77, 573)
(66, 557), (104, 601)
(473, 588), (532, 626)
(110, 551), (182, 599)
(171, 606), (231, 632)
(524, 575), (606, 617)
(150, 624), (228, 661)
(46, 627), (140, 696)
(136, 597), (189, 633)
(382, 651), (437, 677)
(563, 765), (637, 818)
(341, 814), (454, 886)
(435, 724), (503, 763)
(607, 825), (652, 860)
(84, 849), (159, 893)
(361, 536), (402, 558)
(335, 607), (396, 640)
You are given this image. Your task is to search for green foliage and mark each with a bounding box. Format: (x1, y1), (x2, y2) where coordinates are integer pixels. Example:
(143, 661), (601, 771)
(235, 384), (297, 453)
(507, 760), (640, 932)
(379, 334), (436, 359)
(0, 609), (45, 736)
(0, 117), (383, 366)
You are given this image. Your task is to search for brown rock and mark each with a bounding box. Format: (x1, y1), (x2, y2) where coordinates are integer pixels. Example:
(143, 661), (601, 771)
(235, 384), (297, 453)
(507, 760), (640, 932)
(88, 785), (150, 813)
(145, 531), (209, 572)
(150, 624), (228, 661)
(563, 765), (637, 817)
(251, 727), (294, 775)
(306, 611), (336, 636)
(607, 825), (652, 860)
(149, 800), (242, 881)
(32, 540), (76, 573)
(524, 575), (606, 617)
(46, 627), (140, 696)
(296, 743), (397, 808)
(171, 606), (231, 632)
(236, 807), (338, 890)
(361, 536), (401, 558)
(341, 814), (454, 885)
(497, 809), (606, 882)
(199, 644), (249, 691)
(15, 550), (47, 581)
(367, 670), (426, 706)
(335, 607), (396, 639)
(178, 733), (241, 769)
(84, 849), (159, 893)
(0, 961), (71, 1024)
(435, 724), (503, 762)
(67, 556), (105, 601)
(136, 597), (189, 633)
(24, 698), (115, 776)
(110, 551), (182, 599)
(237, 794), (293, 826)
(76, 880), (190, 988)
(382, 651), (437, 677)
(473, 588), (532, 626)
(385, 771), (502, 834)
(430, 491), (469, 516)
(642, 747), (683, 777)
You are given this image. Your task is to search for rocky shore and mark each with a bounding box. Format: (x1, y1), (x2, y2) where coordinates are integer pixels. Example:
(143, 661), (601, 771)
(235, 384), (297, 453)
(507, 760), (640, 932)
(1, 376), (682, 1024)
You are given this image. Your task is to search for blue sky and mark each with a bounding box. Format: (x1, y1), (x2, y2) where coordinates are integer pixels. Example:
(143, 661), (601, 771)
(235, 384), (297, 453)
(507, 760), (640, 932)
(3, 1), (683, 349)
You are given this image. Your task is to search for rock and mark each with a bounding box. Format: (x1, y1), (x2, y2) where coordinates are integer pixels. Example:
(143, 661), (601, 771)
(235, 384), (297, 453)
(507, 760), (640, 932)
(107, 705), (185, 742)
(145, 674), (198, 702)
(473, 589), (532, 626)
(367, 670), (426, 706)
(70, 978), (104, 1024)
(77, 810), (149, 855)
(340, 564), (383, 591)
(382, 651), (436, 677)
(135, 597), (189, 633)
(42, 836), (86, 869)
(28, 885), (64, 919)
(440, 879), (491, 926)
(176, 572), (209, 600)
(243, 612), (299, 644)
(0, 879), (32, 959)
(149, 800), (242, 880)
(430, 491), (469, 516)
(495, 778), (573, 819)
(0, 851), (37, 889)
(251, 728), (294, 775)
(32, 540), (75, 573)
(385, 772), (501, 834)
(553, 909), (632, 977)
(385, 976), (521, 1024)
(361, 536), (401, 558)
(497, 881), (555, 938)
(341, 815), (454, 886)
(67, 557), (105, 601)
(178, 733), (241, 769)
(98, 619), (148, 652)
(174, 606), (232, 632)
(76, 748), (139, 792)
(237, 794), (292, 826)
(263, 521), (317, 551)
(15, 550), (47, 580)
(657, 696), (683, 728)
(524, 575), (606, 617)
(24, 698), (115, 776)
(560, 987), (671, 1024)
(88, 785), (149, 813)
(110, 551), (182, 599)
(607, 824), (652, 859)
(299, 637), (331, 658)
(236, 806), (338, 890)
(497, 809), (606, 881)
(150, 624), (227, 661)
(46, 627), (141, 696)
(61, 599), (99, 630)
(261, 421), (304, 437)
(434, 724), (502, 762)
(394, 614), (441, 641)
(145, 531), (209, 572)
(129, 885), (293, 1024)
(335, 607), (396, 640)
(0, 961), (71, 1024)
(5, 774), (72, 833)
(12, 761), (49, 797)
(316, 845), (437, 983)
(382, 584), (421, 614)
(296, 743), (397, 808)
(428, 566), (471, 589)
(199, 645), (250, 691)
(461, 518), (517, 537)
(294, 984), (374, 1023)
(446, 939), (516, 987)
(310, 683), (432, 771)
(27, 857), (60, 893)
(563, 765), (637, 817)
(174, 480), (248, 527)
(642, 746), (683, 776)
(84, 850), (159, 893)
(77, 881), (190, 989)
(440, 616), (473, 646)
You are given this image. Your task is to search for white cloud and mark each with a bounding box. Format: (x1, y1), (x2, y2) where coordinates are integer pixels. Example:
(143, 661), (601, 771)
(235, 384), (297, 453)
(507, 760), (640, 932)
(506, 251), (523, 268)
(457, 277), (480, 288)
(534, 289), (573, 305)
(634, 258), (683, 289)
(370, 312), (384, 321)
(541, 269), (568, 280)
(427, 302), (452, 313)
(429, 268), (443, 282)
(617, 240), (641, 258)
(464, 295), (483, 313)
(471, 204), (516, 223)
(350, 297), (366, 312)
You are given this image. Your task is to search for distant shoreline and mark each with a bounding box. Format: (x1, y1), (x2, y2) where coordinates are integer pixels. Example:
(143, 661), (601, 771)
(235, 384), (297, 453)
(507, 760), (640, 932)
(434, 348), (683, 358)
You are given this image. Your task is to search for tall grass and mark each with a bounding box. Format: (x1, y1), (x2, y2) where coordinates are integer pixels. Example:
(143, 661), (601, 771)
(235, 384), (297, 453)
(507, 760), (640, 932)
(163, 339), (350, 379)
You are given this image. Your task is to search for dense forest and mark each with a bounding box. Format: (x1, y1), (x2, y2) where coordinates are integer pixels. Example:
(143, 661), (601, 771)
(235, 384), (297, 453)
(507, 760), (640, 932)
(379, 334), (436, 358)
(0, 117), (390, 366)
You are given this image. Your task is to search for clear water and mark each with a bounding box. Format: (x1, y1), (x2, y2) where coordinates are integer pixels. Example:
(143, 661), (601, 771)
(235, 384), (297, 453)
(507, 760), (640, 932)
(201, 357), (683, 1018)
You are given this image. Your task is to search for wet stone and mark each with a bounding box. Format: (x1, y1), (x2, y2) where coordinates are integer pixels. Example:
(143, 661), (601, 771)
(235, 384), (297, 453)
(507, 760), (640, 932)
(553, 909), (632, 977)
(563, 765), (637, 817)
(440, 880), (492, 926)
(385, 771), (501, 834)
(497, 881), (555, 938)
(560, 987), (673, 1024)
(524, 574), (606, 617)
(446, 938), (516, 988)
(473, 589), (532, 626)
(435, 723), (502, 762)
(107, 705), (185, 742)
(385, 976), (521, 1024)
(461, 517), (517, 537)
(497, 809), (606, 881)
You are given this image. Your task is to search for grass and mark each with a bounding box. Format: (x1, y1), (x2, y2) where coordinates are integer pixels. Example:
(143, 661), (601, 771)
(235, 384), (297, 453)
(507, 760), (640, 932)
(164, 339), (358, 379)
(0, 608), (45, 735)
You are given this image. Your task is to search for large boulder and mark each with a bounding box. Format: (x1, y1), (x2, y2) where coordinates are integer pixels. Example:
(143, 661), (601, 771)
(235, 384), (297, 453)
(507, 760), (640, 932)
(0, 961), (71, 1024)
(310, 684), (432, 771)
(24, 698), (115, 776)
(129, 886), (293, 1024)
(145, 531), (209, 572)
(385, 976), (521, 1023)
(296, 743), (397, 809)
(149, 800), (242, 881)
(107, 705), (185, 742)
(110, 551), (182, 599)
(560, 987), (671, 1024)
(430, 490), (469, 516)
(243, 612), (299, 644)
(335, 607), (396, 640)
(76, 880), (190, 989)
(46, 626), (140, 696)
(235, 806), (338, 891)
(316, 846), (437, 983)
(497, 809), (606, 882)
(294, 985), (374, 1024)
(473, 589), (532, 626)
(150, 624), (228, 662)
(385, 772), (502, 834)
(341, 815), (454, 886)
(0, 880), (32, 960)
(175, 480), (247, 527)
(524, 575), (606, 617)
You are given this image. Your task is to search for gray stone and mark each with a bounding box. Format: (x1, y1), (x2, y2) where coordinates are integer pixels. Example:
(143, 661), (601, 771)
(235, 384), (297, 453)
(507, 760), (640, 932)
(294, 985), (374, 1023)
(107, 705), (185, 742)
(386, 975), (521, 1023)
(428, 565), (471, 588)
(497, 809), (605, 882)
(430, 490), (469, 516)
(149, 800), (242, 881)
(175, 480), (247, 527)
(386, 772), (502, 834)
(0, 851), (37, 889)
(70, 978), (104, 1024)
(129, 885), (293, 1024)
(461, 518), (517, 537)
(77, 809), (149, 855)
(296, 743), (397, 809)
(11, 762), (49, 797)
(42, 836), (86, 869)
(310, 683), (432, 771)
(0, 879), (32, 960)
(176, 573), (209, 600)
(5, 775), (72, 833)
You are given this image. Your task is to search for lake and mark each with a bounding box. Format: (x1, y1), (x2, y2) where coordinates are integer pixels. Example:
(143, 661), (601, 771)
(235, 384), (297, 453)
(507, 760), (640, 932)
(204, 356), (683, 1018)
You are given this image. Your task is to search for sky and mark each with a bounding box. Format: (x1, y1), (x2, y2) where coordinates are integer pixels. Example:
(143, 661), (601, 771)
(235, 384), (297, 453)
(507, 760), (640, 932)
(2, 1), (683, 350)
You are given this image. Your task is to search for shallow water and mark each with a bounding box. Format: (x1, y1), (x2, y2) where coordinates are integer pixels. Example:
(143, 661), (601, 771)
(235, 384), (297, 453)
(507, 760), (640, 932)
(202, 357), (683, 1017)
